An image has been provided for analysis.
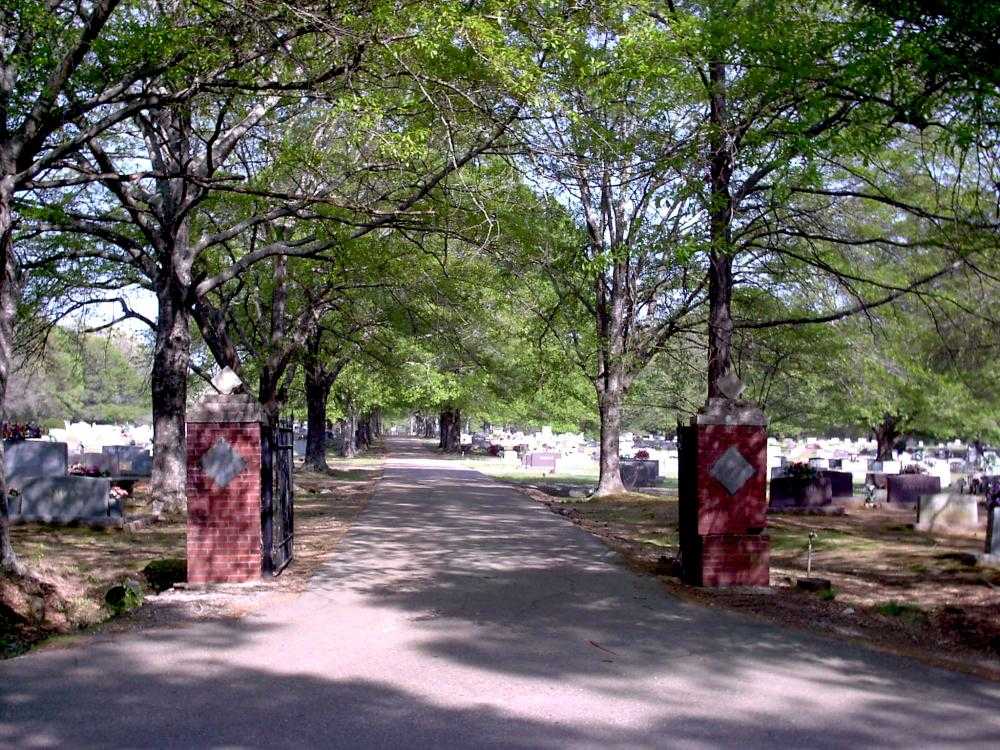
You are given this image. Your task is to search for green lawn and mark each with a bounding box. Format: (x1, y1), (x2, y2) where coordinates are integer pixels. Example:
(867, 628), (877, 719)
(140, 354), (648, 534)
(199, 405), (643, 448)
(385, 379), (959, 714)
(462, 456), (680, 491)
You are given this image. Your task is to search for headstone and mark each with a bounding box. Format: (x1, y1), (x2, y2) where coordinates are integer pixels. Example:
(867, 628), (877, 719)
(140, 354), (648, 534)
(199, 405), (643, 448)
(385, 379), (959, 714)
(10, 476), (117, 522)
(522, 452), (558, 471)
(886, 474), (941, 507)
(769, 476), (833, 510)
(819, 470), (854, 499)
(102, 445), (152, 477)
(916, 493), (979, 534)
(3, 440), (68, 490)
(80, 451), (112, 474)
(986, 503), (1000, 557)
(621, 459), (659, 489)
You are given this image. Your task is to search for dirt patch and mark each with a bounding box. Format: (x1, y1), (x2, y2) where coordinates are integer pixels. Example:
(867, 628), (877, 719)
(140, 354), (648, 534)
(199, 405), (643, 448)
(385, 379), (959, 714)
(2, 448), (383, 658)
(522, 487), (1000, 681)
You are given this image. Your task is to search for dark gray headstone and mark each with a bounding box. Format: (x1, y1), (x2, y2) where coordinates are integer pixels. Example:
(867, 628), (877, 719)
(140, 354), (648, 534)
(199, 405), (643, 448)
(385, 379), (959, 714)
(3, 440), (68, 490)
(987, 505), (1000, 556)
(102, 445), (152, 477)
(80, 452), (112, 474)
(621, 459), (659, 489)
(9, 476), (116, 522)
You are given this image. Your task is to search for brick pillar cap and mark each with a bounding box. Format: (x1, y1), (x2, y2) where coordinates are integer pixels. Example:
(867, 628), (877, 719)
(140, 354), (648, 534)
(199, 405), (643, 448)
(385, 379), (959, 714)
(693, 398), (768, 427)
(188, 393), (264, 424)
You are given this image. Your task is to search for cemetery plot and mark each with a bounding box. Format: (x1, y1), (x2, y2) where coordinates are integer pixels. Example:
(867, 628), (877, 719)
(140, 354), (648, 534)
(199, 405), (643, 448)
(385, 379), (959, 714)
(524, 490), (1000, 679)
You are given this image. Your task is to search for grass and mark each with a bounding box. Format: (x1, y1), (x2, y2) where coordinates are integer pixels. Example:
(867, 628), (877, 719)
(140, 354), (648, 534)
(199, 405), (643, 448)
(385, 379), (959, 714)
(462, 456), (681, 493)
(526, 488), (1000, 671)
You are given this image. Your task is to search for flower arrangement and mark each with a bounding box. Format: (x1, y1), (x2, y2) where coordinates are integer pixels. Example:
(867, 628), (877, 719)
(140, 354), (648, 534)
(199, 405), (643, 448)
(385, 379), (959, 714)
(901, 464), (927, 475)
(1, 422), (42, 442)
(634, 449), (650, 460)
(69, 463), (110, 478)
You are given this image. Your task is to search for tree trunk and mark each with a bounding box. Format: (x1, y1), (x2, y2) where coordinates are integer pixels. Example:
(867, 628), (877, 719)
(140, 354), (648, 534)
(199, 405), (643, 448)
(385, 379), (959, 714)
(595, 376), (626, 497)
(439, 410), (452, 449)
(873, 414), (899, 461)
(443, 408), (461, 453)
(339, 411), (357, 458)
(357, 414), (371, 449)
(706, 252), (734, 399)
(150, 277), (192, 513)
(706, 59), (735, 400)
(304, 368), (332, 471)
(0, 185), (24, 574)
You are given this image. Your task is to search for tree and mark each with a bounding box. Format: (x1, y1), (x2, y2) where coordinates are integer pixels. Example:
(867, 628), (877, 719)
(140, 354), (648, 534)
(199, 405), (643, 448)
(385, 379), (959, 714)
(6, 327), (150, 425)
(0, 0), (205, 572)
(511, 10), (708, 495)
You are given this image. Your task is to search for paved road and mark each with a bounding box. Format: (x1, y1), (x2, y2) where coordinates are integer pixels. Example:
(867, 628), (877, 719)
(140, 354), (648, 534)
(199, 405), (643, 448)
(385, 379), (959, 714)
(3, 438), (1000, 749)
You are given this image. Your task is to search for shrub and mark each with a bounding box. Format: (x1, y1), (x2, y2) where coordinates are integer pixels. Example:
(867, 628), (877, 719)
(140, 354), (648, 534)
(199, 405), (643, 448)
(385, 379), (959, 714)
(105, 580), (143, 615)
(142, 558), (187, 593)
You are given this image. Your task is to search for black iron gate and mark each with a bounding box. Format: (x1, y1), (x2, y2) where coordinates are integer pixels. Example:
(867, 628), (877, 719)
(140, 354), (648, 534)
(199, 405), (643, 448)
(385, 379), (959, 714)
(261, 417), (295, 575)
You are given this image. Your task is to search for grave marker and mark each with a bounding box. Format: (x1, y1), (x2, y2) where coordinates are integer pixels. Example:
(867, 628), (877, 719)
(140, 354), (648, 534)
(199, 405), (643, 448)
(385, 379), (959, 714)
(3, 440), (68, 490)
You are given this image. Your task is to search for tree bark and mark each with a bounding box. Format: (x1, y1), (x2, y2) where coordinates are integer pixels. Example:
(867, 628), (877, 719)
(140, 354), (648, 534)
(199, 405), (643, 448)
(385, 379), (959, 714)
(443, 408), (462, 453)
(706, 59), (735, 400)
(150, 271), (192, 514)
(873, 414), (900, 461)
(339, 411), (357, 458)
(439, 410), (452, 449)
(595, 375), (627, 497)
(304, 367), (332, 471)
(591, 251), (629, 497)
(0, 184), (25, 574)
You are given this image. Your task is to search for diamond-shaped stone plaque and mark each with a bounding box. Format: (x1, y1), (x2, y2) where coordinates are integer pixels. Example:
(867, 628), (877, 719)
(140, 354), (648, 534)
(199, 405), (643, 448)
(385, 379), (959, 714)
(710, 445), (755, 495)
(200, 437), (246, 489)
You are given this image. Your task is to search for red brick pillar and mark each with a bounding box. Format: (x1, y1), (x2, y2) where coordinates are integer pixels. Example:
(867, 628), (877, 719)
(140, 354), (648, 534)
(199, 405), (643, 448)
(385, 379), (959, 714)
(679, 396), (770, 587)
(186, 393), (264, 584)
